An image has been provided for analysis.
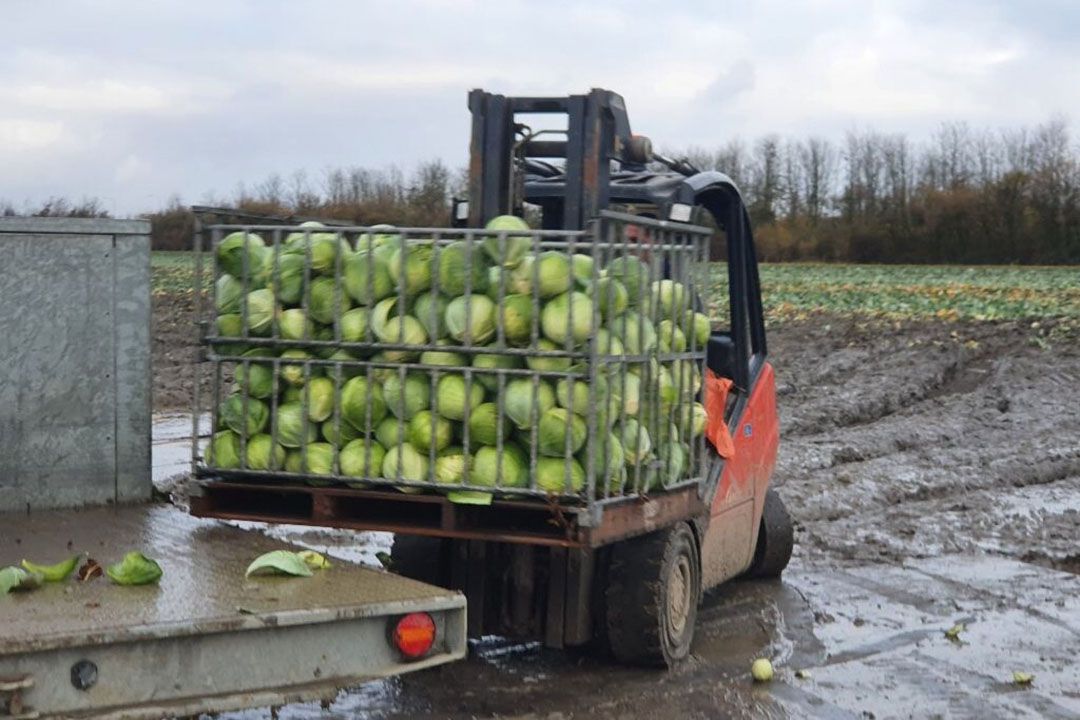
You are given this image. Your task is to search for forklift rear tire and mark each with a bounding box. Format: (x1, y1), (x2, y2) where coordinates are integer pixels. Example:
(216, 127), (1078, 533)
(745, 489), (794, 578)
(604, 522), (700, 668)
(389, 535), (448, 586)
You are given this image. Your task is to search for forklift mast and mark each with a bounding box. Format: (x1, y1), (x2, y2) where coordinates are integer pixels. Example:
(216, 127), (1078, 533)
(460, 88), (767, 391)
(464, 88), (653, 230)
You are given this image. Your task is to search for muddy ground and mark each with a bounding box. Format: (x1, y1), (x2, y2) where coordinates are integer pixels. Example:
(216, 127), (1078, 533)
(152, 302), (1080, 719)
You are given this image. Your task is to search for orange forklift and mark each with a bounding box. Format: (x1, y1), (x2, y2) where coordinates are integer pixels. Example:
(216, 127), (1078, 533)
(191, 88), (792, 667)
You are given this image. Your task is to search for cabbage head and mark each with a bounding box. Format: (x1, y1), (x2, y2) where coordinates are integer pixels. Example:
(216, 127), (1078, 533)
(341, 376), (388, 428)
(540, 291), (595, 346)
(537, 407), (587, 457)
(437, 240), (488, 297)
(208, 430), (242, 469)
(343, 250), (394, 305)
(445, 294), (497, 345)
(408, 410), (454, 453)
(434, 374), (485, 421)
(503, 378), (556, 429)
(245, 433), (286, 470)
(482, 215), (532, 268)
(535, 456), (586, 494)
(220, 394), (269, 437)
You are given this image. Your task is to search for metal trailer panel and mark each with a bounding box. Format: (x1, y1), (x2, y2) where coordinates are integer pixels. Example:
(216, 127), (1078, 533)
(0, 218), (151, 512)
(0, 504), (467, 718)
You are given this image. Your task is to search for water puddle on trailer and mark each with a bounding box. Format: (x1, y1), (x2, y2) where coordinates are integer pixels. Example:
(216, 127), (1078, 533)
(152, 415), (1079, 720)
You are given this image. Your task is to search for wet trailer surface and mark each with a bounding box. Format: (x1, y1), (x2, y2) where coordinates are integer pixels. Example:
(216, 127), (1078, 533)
(0, 505), (466, 719)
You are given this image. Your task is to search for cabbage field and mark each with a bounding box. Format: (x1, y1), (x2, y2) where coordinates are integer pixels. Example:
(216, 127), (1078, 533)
(197, 217), (712, 504)
(157, 254), (1080, 325)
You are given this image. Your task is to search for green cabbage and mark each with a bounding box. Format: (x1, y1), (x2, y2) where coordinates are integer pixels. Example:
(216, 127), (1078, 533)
(482, 215), (532, 268)
(283, 223), (350, 274)
(413, 291), (448, 341)
(241, 289), (277, 336)
(525, 339), (572, 372)
(216, 274), (244, 314)
(343, 250), (394, 305)
(605, 256), (651, 305)
(657, 320), (687, 352)
(383, 373), (431, 420)
(279, 349), (314, 387)
(340, 307), (373, 343)
(437, 240), (488, 296)
(234, 349), (275, 399)
(321, 418), (362, 446)
(217, 232), (269, 282)
(308, 277), (352, 324)
(340, 439), (386, 480)
(341, 376), (388, 428)
(571, 253), (595, 287)
(208, 430), (242, 469)
(408, 410), (453, 453)
(434, 374), (485, 421)
(434, 446), (471, 485)
(269, 253), (307, 306)
(245, 433), (286, 470)
(589, 277), (629, 320)
(274, 402), (320, 447)
(472, 352), (524, 390)
(503, 378), (556, 429)
(220, 394), (269, 437)
(535, 456), (586, 494)
(535, 251), (572, 298)
(382, 442), (430, 483)
(388, 243), (435, 296)
(651, 279), (689, 318)
(445, 294), (497, 344)
(538, 407), (587, 456)
(499, 294), (534, 346)
(609, 311), (658, 354)
(420, 348), (468, 367)
(301, 377), (336, 422)
(286, 442), (336, 475)
(471, 444), (528, 488)
(540, 291), (595, 346)
(376, 416), (406, 449)
(619, 419), (652, 464)
(467, 402), (512, 447)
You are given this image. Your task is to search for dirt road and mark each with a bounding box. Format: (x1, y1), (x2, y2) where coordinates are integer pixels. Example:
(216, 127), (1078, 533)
(153, 307), (1079, 718)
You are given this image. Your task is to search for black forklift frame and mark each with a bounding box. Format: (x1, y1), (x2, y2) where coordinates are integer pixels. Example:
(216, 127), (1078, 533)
(461, 88), (764, 393)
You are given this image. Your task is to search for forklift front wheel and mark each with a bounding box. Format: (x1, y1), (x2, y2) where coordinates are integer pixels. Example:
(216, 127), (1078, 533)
(745, 489), (794, 578)
(604, 521), (700, 668)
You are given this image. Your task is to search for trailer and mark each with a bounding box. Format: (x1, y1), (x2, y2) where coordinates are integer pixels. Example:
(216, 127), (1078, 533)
(0, 218), (466, 719)
(189, 88), (794, 668)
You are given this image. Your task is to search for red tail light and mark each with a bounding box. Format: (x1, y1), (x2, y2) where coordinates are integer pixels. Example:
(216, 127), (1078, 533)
(392, 612), (436, 659)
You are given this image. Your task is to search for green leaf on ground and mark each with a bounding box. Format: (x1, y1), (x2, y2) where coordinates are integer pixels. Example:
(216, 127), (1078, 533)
(106, 552), (163, 586)
(245, 550), (314, 578)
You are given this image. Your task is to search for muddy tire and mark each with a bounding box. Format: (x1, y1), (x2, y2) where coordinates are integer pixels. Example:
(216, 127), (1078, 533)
(746, 489), (794, 578)
(604, 522), (701, 668)
(389, 535), (448, 586)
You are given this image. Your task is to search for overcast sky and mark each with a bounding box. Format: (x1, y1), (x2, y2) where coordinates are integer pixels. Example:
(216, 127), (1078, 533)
(3, 0), (1078, 215)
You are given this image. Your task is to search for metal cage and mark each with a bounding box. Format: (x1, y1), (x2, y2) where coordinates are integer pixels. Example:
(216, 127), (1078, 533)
(192, 212), (711, 526)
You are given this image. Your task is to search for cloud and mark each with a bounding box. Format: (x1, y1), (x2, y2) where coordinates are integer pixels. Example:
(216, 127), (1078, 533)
(0, 0), (1076, 214)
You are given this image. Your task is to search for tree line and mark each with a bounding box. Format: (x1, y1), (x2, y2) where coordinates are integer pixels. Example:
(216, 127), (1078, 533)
(673, 118), (1079, 263)
(6, 117), (1078, 263)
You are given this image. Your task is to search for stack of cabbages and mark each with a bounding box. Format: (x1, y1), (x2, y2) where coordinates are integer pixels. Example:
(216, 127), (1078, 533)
(207, 216), (711, 504)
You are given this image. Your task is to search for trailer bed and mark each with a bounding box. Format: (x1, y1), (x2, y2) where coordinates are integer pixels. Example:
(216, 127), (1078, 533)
(0, 504), (466, 719)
